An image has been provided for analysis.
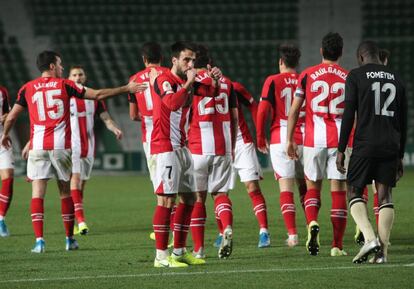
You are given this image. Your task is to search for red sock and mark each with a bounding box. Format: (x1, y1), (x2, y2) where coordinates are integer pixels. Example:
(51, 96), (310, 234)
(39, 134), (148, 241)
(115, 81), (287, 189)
(173, 203), (193, 249)
(0, 178), (13, 217)
(373, 192), (379, 226)
(298, 182), (307, 211)
(31, 198), (44, 238)
(304, 189), (321, 224)
(71, 189), (85, 224)
(170, 204), (176, 232)
(215, 210), (224, 234)
(61, 196), (75, 237)
(190, 202), (206, 252)
(280, 191), (296, 235)
(248, 190), (268, 229)
(362, 187), (369, 202)
(153, 205), (171, 250)
(330, 191), (347, 249)
(214, 195), (233, 229)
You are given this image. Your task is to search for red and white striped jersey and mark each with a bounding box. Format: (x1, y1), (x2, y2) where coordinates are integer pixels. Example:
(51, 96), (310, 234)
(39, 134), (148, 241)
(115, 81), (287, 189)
(260, 72), (305, 145)
(16, 77), (85, 150)
(188, 71), (237, 155)
(151, 70), (191, 154)
(295, 63), (348, 148)
(70, 97), (106, 158)
(0, 86), (10, 136)
(232, 82), (256, 145)
(128, 66), (169, 145)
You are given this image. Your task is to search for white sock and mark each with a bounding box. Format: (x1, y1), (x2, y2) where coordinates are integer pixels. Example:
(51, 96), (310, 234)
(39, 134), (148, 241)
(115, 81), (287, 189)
(378, 206), (394, 257)
(0, 215), (4, 221)
(259, 228), (268, 234)
(173, 247), (185, 256)
(156, 249), (169, 260)
(36, 237), (44, 242)
(350, 200), (376, 242)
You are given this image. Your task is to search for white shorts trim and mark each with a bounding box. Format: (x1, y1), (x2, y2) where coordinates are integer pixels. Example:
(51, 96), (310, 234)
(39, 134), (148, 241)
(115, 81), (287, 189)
(303, 147), (346, 181)
(151, 147), (195, 195)
(72, 156), (94, 180)
(0, 146), (14, 169)
(27, 149), (72, 181)
(192, 154), (232, 193)
(269, 144), (304, 180)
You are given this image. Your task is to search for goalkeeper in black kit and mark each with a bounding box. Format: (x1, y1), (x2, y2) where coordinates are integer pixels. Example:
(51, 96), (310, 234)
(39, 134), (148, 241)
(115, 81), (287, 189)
(336, 41), (407, 264)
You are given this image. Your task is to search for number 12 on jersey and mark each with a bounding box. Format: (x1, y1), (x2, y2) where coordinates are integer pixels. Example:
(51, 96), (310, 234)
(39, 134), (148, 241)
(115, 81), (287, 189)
(372, 82), (396, 117)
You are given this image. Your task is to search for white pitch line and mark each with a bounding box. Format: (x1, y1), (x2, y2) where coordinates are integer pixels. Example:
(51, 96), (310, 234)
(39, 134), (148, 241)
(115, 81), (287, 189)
(0, 263), (411, 284)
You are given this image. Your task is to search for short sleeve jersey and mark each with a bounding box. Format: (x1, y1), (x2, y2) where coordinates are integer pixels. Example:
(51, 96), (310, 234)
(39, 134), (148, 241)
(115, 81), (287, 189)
(16, 77), (85, 150)
(295, 63), (348, 148)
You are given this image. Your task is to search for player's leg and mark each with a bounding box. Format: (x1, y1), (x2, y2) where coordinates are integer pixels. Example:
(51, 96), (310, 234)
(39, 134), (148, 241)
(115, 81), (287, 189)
(0, 168), (14, 237)
(57, 179), (78, 251)
(189, 154), (209, 258)
(295, 178), (307, 211)
(329, 179), (348, 256)
(270, 143), (299, 247)
(372, 182), (379, 227)
(237, 143), (269, 247)
(31, 179), (47, 253)
(347, 155), (380, 263)
(302, 146), (326, 255)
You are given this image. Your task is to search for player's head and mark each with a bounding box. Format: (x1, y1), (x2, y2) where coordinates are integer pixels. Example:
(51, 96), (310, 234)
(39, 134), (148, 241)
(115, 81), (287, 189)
(36, 50), (63, 77)
(194, 44), (212, 69)
(356, 40), (380, 66)
(141, 42), (162, 66)
(278, 43), (301, 70)
(321, 32), (343, 61)
(68, 65), (87, 85)
(170, 41), (197, 78)
(379, 48), (390, 66)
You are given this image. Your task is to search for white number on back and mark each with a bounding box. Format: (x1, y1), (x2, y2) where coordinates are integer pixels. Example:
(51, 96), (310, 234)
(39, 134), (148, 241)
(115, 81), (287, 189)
(372, 82), (396, 117)
(310, 80), (344, 115)
(32, 89), (64, 121)
(143, 81), (153, 110)
(198, 93), (229, 115)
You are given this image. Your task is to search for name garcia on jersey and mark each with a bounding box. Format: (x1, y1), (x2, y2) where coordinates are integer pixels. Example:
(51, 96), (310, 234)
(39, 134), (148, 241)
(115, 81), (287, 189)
(310, 66), (347, 81)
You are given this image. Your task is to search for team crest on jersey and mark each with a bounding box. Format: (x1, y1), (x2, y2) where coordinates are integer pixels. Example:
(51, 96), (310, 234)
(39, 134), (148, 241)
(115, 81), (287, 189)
(162, 81), (173, 93)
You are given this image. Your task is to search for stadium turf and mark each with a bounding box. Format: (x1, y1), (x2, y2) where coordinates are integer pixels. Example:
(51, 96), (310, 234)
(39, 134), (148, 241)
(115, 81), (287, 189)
(1, 170), (413, 288)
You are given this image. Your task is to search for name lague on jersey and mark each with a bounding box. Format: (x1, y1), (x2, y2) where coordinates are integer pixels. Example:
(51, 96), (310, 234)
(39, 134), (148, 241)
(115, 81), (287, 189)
(366, 71), (395, 80)
(34, 81), (58, 90)
(310, 67), (347, 81)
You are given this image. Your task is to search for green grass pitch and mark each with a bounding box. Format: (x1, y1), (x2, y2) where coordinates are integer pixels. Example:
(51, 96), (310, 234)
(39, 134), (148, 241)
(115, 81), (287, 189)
(1, 170), (413, 289)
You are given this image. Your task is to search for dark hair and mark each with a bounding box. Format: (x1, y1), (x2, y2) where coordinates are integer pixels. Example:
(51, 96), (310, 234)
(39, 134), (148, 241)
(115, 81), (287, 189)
(69, 65), (85, 72)
(357, 40), (379, 59)
(322, 32), (343, 61)
(379, 48), (390, 64)
(170, 41), (196, 58)
(279, 43), (301, 68)
(36, 50), (61, 72)
(194, 44), (212, 68)
(141, 42), (162, 64)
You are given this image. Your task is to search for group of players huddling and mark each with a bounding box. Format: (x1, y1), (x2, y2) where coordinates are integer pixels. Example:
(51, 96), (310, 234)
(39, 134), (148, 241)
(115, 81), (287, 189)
(0, 32), (406, 268)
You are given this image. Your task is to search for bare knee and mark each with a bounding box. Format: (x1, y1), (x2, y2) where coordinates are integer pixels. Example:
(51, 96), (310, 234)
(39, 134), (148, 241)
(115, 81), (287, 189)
(244, 180), (260, 193)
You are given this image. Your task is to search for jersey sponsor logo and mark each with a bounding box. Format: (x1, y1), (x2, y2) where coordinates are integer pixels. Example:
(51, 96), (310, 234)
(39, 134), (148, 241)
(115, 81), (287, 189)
(162, 81), (173, 94)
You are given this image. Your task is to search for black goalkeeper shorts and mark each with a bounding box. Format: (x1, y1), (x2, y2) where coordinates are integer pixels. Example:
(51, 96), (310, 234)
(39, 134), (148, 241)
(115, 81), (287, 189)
(347, 155), (399, 188)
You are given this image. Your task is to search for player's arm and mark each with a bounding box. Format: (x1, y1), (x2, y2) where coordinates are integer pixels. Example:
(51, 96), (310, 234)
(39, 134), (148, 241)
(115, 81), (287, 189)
(336, 73), (358, 174)
(229, 85), (239, 153)
(286, 96), (304, 160)
(83, 80), (147, 101)
(155, 69), (196, 111)
(256, 77), (274, 154)
(98, 102), (123, 140)
(1, 104), (25, 149)
(100, 111), (123, 140)
(128, 93), (141, 121)
(0, 88), (10, 125)
(397, 84), (408, 180)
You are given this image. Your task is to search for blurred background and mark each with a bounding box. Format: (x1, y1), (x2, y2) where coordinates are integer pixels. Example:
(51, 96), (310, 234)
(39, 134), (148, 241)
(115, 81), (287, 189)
(0, 0), (412, 174)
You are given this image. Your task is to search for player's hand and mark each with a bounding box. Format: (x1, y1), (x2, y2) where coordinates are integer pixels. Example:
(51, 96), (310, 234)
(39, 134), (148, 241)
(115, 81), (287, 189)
(127, 79), (148, 93)
(149, 68), (160, 86)
(22, 144), (30, 160)
(286, 141), (298, 160)
(0, 134), (11, 149)
(257, 138), (269, 154)
(396, 158), (404, 181)
(113, 128), (123, 140)
(186, 68), (197, 85)
(336, 151), (346, 174)
(207, 65), (222, 80)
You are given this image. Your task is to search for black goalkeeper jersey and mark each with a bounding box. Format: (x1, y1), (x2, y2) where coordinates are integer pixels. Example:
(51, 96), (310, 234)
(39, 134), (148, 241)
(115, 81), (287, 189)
(338, 63), (407, 159)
